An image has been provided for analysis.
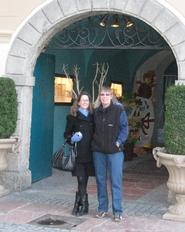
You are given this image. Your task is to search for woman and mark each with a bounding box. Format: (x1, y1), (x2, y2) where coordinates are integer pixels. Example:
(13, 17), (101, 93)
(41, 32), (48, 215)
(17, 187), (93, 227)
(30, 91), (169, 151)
(64, 92), (94, 216)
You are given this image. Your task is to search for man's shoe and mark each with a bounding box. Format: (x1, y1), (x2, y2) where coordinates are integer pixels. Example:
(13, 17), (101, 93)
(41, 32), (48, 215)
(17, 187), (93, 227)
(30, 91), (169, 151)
(114, 214), (123, 222)
(95, 211), (108, 219)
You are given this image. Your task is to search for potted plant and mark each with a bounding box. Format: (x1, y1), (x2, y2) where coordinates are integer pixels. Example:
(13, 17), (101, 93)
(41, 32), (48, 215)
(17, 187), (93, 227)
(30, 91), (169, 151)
(153, 85), (185, 221)
(123, 97), (143, 160)
(0, 77), (18, 196)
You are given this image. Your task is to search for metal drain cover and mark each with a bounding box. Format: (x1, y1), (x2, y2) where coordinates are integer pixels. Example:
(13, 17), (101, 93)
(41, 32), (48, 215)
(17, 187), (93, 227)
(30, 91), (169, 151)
(37, 218), (66, 226)
(29, 214), (86, 229)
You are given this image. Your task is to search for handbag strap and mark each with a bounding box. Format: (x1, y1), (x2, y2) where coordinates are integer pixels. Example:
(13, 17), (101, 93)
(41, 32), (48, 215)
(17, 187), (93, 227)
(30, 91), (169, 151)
(73, 143), (77, 157)
(62, 140), (77, 157)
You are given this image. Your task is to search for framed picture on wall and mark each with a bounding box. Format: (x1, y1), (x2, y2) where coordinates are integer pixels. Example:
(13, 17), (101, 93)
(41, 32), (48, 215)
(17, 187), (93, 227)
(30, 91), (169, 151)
(54, 74), (73, 104)
(110, 81), (123, 98)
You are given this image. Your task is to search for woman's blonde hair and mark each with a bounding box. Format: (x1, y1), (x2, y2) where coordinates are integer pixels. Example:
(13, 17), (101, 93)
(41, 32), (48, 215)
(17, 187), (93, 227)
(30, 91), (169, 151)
(69, 92), (93, 116)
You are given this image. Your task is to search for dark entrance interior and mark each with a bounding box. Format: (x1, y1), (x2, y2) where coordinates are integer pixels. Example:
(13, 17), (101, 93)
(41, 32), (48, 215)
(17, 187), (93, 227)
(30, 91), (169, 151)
(30, 13), (177, 181)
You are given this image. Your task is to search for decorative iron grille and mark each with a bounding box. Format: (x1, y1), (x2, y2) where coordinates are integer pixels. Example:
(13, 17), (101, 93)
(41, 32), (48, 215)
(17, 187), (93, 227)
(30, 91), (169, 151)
(47, 15), (169, 50)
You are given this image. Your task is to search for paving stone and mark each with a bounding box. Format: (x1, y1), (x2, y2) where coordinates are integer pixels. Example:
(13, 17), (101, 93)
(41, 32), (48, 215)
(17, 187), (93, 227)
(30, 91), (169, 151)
(0, 155), (184, 231)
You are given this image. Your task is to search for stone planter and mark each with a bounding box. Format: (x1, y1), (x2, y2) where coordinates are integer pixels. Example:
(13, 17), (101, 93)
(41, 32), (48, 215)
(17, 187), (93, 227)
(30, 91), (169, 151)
(153, 147), (185, 221)
(0, 137), (18, 196)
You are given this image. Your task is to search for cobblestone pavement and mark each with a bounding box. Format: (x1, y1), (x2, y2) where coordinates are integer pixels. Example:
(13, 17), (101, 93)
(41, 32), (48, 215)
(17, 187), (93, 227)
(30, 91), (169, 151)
(0, 154), (185, 231)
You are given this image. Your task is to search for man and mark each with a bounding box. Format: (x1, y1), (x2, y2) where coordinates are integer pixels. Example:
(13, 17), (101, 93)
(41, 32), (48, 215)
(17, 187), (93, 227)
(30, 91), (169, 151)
(92, 86), (128, 222)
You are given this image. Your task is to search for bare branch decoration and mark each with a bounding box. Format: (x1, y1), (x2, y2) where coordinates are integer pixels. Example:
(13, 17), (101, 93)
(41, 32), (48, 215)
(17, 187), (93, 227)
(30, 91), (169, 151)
(62, 64), (83, 100)
(92, 62), (109, 107)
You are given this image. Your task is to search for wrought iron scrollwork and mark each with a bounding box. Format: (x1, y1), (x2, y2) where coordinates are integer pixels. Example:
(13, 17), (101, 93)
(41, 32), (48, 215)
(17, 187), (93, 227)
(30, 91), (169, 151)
(47, 15), (169, 50)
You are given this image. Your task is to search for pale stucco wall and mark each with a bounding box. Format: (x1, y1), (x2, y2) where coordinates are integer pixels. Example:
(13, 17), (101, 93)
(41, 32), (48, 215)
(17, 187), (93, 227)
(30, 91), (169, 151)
(0, 0), (45, 35)
(0, 0), (185, 36)
(0, 0), (185, 76)
(166, 0), (185, 18)
(0, 0), (45, 75)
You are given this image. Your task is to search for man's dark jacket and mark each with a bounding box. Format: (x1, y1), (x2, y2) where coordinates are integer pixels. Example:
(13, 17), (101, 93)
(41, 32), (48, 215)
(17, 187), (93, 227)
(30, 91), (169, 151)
(92, 102), (128, 154)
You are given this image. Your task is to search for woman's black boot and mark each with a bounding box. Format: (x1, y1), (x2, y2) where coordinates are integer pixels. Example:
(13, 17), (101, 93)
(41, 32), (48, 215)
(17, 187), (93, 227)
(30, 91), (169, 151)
(78, 193), (89, 216)
(72, 192), (81, 216)
(84, 193), (89, 214)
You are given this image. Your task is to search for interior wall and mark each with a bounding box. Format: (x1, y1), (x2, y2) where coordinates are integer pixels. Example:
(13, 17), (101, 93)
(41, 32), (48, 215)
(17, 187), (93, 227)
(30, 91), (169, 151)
(51, 48), (177, 152)
(53, 49), (93, 151)
(52, 49), (159, 151)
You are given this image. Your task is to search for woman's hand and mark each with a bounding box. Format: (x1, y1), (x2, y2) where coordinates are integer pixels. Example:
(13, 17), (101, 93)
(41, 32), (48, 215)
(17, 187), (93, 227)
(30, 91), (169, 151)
(71, 132), (83, 143)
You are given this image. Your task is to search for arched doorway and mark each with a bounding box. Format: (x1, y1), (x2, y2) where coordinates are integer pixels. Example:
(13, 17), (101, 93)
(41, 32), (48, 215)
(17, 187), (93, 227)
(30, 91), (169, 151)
(4, 0), (185, 191)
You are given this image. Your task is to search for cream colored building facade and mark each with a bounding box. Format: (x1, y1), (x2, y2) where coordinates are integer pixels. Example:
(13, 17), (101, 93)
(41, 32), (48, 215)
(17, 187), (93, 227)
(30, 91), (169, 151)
(1, 0), (185, 192)
(1, 0), (185, 75)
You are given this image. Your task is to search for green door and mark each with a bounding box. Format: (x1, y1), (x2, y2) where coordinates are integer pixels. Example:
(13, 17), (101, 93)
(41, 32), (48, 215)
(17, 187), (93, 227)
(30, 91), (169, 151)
(29, 53), (55, 182)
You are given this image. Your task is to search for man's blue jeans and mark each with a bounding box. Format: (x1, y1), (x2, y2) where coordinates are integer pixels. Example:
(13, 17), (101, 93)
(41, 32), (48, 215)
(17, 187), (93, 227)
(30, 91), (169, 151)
(93, 151), (124, 215)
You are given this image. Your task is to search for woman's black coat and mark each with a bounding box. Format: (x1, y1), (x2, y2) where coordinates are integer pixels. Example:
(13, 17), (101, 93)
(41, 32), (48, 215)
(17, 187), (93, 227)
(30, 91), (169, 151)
(64, 111), (94, 163)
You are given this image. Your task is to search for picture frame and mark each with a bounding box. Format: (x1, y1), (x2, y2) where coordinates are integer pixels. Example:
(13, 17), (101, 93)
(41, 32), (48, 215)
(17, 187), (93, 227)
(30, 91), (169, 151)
(54, 73), (73, 104)
(110, 81), (123, 98)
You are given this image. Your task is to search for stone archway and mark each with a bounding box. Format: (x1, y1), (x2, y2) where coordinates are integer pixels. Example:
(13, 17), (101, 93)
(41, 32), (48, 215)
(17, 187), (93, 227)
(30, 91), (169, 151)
(4, 0), (185, 191)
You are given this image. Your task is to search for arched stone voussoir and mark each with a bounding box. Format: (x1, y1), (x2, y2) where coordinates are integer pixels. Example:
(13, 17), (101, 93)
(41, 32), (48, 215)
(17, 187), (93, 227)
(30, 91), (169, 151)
(16, 23), (42, 46)
(165, 22), (185, 47)
(6, 56), (27, 76)
(125, 0), (147, 16)
(173, 41), (185, 62)
(42, 0), (64, 24)
(139, 0), (164, 23)
(154, 8), (178, 33)
(58, 0), (79, 17)
(8, 38), (32, 59)
(28, 9), (52, 33)
(77, 0), (92, 12)
(92, 0), (113, 10)
(109, 0), (127, 11)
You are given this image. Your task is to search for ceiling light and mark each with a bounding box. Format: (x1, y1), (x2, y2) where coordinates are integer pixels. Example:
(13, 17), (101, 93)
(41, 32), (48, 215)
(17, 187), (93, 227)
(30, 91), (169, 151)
(111, 15), (120, 28)
(99, 15), (107, 27)
(125, 17), (134, 28)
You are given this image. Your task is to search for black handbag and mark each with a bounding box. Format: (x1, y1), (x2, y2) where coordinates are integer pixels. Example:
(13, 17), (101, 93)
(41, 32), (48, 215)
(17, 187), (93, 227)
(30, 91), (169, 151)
(52, 142), (77, 171)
